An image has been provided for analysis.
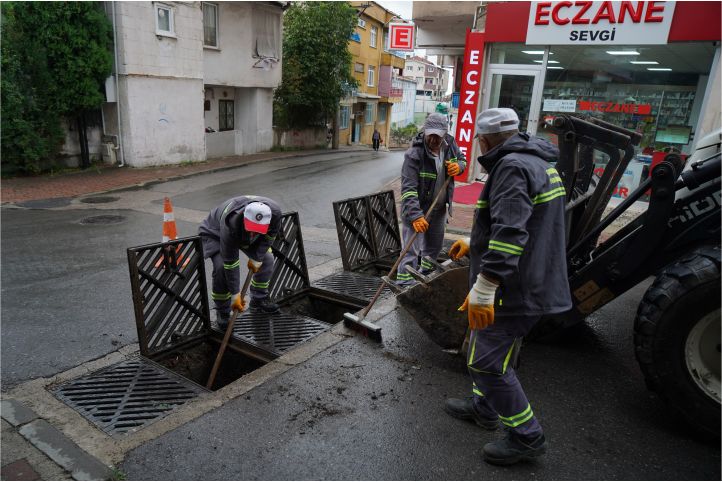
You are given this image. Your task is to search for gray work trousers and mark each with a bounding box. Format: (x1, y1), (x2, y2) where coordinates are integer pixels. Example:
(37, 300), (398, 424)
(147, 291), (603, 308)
(202, 235), (274, 316)
(467, 314), (544, 440)
(397, 206), (447, 284)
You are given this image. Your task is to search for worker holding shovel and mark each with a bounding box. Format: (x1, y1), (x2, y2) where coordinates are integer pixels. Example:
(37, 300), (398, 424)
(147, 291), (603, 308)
(199, 196), (283, 329)
(446, 108), (572, 465)
(397, 113), (466, 287)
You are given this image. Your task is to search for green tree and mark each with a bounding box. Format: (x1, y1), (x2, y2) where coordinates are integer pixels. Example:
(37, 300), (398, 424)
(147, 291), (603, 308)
(1, 2), (112, 175)
(274, 2), (358, 129)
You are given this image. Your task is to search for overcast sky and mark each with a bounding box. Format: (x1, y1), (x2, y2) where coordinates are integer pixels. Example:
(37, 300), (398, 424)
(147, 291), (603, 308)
(375, 0), (413, 20)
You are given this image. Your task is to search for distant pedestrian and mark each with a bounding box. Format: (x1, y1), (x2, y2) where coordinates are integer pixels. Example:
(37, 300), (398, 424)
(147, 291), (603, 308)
(372, 128), (382, 151)
(446, 108), (571, 465)
(397, 113), (466, 286)
(198, 196), (283, 329)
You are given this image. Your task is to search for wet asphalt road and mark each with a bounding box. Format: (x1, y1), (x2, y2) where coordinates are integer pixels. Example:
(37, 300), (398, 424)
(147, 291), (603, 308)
(1, 150), (403, 387)
(120, 282), (720, 480)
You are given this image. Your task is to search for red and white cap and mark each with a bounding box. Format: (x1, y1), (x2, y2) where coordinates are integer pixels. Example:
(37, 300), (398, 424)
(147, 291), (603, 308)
(243, 202), (272, 234)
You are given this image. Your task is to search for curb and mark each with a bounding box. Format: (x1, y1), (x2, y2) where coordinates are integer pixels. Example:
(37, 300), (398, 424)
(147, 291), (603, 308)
(1, 399), (112, 481)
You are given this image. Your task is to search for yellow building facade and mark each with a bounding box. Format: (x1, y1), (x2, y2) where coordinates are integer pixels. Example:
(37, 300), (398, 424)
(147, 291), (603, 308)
(339, 2), (405, 147)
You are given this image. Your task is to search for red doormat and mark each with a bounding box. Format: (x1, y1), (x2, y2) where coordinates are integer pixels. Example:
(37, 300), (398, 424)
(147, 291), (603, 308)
(453, 182), (485, 205)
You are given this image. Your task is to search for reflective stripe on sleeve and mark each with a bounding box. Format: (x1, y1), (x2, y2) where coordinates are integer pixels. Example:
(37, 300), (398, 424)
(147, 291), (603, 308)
(211, 291), (232, 301)
(223, 260), (241, 270)
(488, 240), (524, 255)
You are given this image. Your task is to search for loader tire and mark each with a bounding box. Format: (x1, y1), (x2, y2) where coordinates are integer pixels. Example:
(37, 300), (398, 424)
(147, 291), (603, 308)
(634, 245), (721, 441)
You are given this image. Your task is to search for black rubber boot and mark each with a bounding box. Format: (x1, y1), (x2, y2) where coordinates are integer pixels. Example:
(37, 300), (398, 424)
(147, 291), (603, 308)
(250, 297), (280, 314)
(216, 312), (230, 331)
(483, 432), (547, 466)
(444, 397), (499, 431)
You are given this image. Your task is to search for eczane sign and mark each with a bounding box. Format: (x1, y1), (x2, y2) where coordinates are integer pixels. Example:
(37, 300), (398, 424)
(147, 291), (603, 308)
(389, 23), (415, 51)
(526, 1), (676, 45)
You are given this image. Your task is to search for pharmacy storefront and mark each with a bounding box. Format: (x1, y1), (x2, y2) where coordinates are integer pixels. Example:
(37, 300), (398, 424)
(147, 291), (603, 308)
(458, 1), (720, 196)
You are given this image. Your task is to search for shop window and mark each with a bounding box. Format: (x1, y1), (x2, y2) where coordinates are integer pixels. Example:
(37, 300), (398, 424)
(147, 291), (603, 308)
(219, 100), (234, 131)
(202, 3), (218, 47)
(154, 3), (175, 37)
(340, 106), (350, 130)
(365, 103), (375, 124)
(489, 43), (541, 65)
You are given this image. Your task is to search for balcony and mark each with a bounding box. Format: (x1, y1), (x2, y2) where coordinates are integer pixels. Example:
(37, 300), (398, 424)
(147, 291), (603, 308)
(381, 52), (405, 70)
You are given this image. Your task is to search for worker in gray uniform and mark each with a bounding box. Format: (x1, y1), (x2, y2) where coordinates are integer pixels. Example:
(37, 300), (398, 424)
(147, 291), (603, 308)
(397, 113), (466, 286)
(446, 108), (572, 465)
(199, 196), (283, 329)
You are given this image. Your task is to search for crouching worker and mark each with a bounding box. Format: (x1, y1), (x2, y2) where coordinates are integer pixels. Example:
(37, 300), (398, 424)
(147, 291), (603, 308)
(199, 196), (283, 329)
(397, 113), (467, 286)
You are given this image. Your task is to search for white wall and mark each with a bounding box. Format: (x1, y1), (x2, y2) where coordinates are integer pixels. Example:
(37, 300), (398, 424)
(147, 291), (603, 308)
(59, 118), (104, 167)
(120, 76), (205, 166)
(203, 2), (282, 88)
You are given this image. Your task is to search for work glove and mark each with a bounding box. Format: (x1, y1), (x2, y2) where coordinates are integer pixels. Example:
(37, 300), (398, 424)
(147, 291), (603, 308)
(458, 273), (499, 330)
(412, 216), (429, 233)
(448, 237), (470, 260)
(247, 258), (262, 273)
(445, 160), (461, 177)
(231, 293), (246, 312)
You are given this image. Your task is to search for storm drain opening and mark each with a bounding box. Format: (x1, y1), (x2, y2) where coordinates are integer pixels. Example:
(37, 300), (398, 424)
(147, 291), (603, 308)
(155, 340), (264, 391)
(79, 214), (126, 225)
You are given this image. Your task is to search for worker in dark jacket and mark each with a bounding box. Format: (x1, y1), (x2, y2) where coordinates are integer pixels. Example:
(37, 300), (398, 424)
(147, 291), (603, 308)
(199, 196), (283, 329)
(445, 108), (572, 465)
(397, 113), (466, 286)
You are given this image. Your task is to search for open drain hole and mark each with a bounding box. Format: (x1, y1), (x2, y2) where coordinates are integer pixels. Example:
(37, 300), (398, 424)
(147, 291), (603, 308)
(157, 341), (264, 391)
(79, 214), (125, 225)
(80, 196), (119, 204)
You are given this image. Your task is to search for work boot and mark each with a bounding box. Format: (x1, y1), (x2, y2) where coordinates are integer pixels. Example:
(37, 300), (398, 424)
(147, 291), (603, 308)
(250, 297), (280, 314)
(444, 397), (499, 431)
(483, 432), (547, 466)
(216, 312), (230, 331)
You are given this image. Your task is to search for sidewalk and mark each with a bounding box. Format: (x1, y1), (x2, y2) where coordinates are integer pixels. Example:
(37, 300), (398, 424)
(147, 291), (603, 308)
(1, 147), (372, 205)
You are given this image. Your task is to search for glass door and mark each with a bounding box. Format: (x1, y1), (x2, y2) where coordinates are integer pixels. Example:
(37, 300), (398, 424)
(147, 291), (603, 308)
(482, 68), (543, 135)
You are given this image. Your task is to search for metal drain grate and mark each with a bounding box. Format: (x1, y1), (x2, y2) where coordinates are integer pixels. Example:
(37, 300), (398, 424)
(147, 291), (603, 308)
(313, 271), (386, 302)
(53, 358), (205, 436)
(80, 196), (120, 204)
(368, 191), (401, 259)
(232, 311), (330, 357)
(333, 196), (376, 271)
(268, 213), (311, 303)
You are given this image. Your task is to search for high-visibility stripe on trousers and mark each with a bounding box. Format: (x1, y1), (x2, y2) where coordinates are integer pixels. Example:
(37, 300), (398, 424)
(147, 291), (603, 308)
(467, 314), (544, 439)
(397, 206), (446, 284)
(209, 249), (274, 315)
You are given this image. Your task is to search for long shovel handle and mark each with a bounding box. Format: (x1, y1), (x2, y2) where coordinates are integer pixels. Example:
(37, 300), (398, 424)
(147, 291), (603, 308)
(359, 176), (454, 319)
(206, 269), (254, 389)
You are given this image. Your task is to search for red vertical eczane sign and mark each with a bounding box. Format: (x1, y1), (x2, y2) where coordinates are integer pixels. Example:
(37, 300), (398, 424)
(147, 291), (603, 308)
(454, 30), (485, 183)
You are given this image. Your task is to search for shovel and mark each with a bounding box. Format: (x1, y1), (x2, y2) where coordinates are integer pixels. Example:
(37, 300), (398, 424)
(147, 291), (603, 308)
(206, 269), (253, 389)
(342, 176), (453, 341)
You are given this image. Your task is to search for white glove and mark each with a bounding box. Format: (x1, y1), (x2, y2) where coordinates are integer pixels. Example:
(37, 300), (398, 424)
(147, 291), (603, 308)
(470, 273), (498, 306)
(458, 274), (499, 330)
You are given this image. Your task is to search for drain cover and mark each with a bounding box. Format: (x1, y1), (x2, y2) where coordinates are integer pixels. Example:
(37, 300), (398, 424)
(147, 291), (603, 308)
(232, 311), (329, 357)
(79, 214), (125, 225)
(80, 196), (120, 204)
(313, 271), (387, 302)
(53, 358), (205, 436)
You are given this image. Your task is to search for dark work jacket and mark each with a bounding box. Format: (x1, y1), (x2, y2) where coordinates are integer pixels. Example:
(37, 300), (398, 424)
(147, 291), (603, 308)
(400, 132), (467, 223)
(198, 195), (282, 294)
(469, 133), (572, 316)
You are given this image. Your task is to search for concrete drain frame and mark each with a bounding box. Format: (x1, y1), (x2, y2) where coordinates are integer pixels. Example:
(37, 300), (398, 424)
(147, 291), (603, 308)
(51, 212), (369, 437)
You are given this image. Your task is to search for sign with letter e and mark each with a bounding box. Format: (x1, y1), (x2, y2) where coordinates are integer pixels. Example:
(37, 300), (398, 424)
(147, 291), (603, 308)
(389, 23), (415, 50)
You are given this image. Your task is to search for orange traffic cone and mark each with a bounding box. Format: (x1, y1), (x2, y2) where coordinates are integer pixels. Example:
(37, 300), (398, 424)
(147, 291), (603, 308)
(156, 197), (188, 269)
(162, 197), (178, 243)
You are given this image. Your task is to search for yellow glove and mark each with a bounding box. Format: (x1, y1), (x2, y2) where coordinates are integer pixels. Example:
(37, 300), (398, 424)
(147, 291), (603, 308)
(231, 293), (246, 312)
(457, 274), (499, 330)
(448, 237), (470, 260)
(412, 216), (429, 233)
(247, 258), (262, 273)
(445, 160), (461, 177)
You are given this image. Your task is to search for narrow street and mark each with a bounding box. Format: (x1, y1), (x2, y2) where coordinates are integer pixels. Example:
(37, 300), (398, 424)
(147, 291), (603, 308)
(1, 150), (719, 480)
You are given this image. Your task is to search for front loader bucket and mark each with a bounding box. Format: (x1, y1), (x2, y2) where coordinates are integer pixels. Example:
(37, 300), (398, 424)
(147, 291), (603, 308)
(396, 266), (469, 350)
